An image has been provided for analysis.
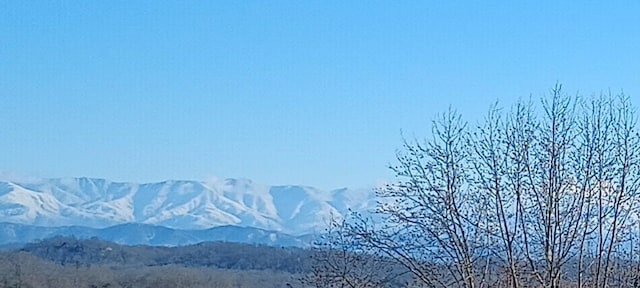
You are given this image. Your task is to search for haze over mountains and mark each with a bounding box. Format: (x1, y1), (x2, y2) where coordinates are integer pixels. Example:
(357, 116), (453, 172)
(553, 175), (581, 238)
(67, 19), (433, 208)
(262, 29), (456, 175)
(0, 222), (312, 247)
(0, 177), (377, 237)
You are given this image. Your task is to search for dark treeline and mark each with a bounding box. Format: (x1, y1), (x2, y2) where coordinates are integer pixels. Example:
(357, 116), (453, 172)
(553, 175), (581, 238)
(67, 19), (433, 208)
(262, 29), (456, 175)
(19, 236), (311, 273)
(1, 236), (412, 288)
(0, 236), (312, 288)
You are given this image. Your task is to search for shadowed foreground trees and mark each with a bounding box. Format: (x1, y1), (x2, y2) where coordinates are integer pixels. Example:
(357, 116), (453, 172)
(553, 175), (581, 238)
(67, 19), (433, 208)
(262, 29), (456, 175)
(0, 252), (300, 288)
(0, 237), (310, 288)
(311, 86), (640, 288)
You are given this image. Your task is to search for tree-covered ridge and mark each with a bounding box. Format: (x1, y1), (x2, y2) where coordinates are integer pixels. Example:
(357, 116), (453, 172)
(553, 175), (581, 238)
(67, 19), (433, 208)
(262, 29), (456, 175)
(19, 236), (312, 273)
(2, 237), (313, 288)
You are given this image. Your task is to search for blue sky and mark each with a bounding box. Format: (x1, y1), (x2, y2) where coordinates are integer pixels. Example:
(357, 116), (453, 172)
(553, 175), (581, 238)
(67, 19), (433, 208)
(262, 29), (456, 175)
(1, 2), (639, 189)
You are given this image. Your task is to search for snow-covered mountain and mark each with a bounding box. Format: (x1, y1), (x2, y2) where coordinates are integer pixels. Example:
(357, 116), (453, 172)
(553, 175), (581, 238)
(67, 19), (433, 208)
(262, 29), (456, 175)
(0, 177), (376, 235)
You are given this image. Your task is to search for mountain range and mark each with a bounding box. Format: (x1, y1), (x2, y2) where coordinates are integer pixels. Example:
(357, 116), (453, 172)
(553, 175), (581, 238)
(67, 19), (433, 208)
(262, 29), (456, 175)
(0, 177), (377, 236)
(0, 222), (311, 247)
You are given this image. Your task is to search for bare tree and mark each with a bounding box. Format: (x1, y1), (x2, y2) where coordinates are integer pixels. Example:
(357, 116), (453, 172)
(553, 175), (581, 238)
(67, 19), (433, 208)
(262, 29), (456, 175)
(335, 85), (640, 288)
(470, 100), (538, 287)
(347, 108), (493, 288)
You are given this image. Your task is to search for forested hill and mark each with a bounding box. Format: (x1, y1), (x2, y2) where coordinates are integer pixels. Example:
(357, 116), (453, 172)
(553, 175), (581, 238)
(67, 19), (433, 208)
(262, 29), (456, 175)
(19, 236), (313, 273)
(0, 237), (315, 288)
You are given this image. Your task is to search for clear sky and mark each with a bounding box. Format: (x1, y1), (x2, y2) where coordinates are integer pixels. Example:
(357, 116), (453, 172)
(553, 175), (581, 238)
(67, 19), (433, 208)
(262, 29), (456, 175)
(1, 2), (639, 190)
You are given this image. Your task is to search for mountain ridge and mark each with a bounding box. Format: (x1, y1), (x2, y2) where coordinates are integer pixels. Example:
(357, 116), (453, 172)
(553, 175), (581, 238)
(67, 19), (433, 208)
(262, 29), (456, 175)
(0, 177), (376, 235)
(0, 221), (310, 247)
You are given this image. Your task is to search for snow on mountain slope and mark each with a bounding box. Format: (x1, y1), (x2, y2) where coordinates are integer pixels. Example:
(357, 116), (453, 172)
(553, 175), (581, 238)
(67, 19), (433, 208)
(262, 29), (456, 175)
(0, 182), (65, 225)
(0, 177), (376, 235)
